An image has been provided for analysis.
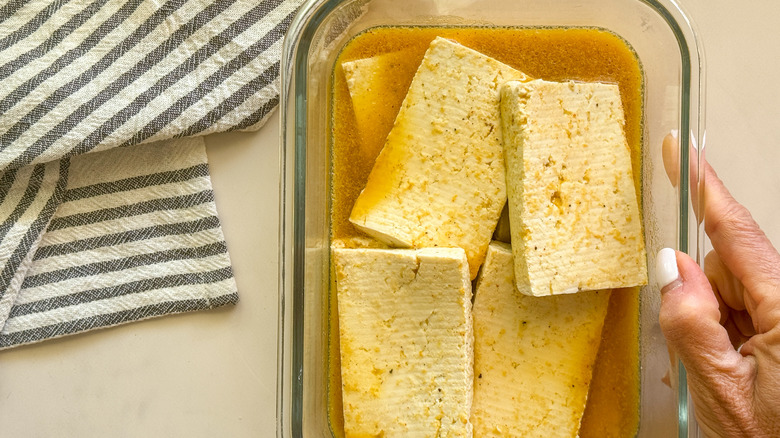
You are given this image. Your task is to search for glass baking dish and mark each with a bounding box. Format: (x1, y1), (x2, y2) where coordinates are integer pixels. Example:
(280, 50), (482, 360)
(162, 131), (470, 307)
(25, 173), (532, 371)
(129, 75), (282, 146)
(278, 0), (705, 436)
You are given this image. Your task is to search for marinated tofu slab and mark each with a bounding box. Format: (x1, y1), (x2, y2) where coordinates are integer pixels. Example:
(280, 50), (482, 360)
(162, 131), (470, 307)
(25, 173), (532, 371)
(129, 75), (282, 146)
(349, 37), (529, 280)
(471, 242), (610, 437)
(333, 247), (474, 437)
(500, 79), (648, 296)
(342, 49), (417, 160)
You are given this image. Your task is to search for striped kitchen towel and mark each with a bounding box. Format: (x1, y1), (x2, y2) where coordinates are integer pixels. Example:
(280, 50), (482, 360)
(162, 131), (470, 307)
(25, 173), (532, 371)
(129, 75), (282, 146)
(0, 0), (304, 348)
(0, 138), (237, 348)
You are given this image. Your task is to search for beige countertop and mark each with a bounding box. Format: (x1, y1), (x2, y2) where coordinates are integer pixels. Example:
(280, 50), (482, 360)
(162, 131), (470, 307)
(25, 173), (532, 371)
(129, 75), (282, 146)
(1, 0), (778, 436)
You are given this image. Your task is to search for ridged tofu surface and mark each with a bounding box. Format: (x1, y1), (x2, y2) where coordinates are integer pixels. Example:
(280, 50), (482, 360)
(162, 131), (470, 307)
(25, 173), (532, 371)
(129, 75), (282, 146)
(333, 247), (474, 437)
(349, 37), (529, 279)
(471, 242), (610, 437)
(500, 79), (647, 296)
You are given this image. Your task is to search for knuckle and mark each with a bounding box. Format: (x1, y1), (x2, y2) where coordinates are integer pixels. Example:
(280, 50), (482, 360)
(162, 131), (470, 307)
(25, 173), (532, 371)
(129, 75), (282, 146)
(705, 199), (755, 241)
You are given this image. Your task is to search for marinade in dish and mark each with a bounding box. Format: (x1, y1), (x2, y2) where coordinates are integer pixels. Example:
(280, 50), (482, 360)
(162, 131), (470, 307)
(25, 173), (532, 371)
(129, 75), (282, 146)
(329, 26), (643, 437)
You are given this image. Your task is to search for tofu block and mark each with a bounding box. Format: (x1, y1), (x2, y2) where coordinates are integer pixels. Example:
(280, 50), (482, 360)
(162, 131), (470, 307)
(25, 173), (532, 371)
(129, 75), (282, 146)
(471, 242), (610, 437)
(500, 79), (648, 296)
(333, 247), (474, 437)
(349, 37), (529, 279)
(342, 49), (417, 159)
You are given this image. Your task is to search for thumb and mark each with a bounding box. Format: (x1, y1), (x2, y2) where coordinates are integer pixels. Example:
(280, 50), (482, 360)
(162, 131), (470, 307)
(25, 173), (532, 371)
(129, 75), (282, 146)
(657, 248), (738, 368)
(657, 248), (757, 436)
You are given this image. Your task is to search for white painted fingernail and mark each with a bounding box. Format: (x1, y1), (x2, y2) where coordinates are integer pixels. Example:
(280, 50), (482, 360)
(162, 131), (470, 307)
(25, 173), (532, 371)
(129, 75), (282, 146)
(656, 248), (681, 291)
(670, 129), (679, 139)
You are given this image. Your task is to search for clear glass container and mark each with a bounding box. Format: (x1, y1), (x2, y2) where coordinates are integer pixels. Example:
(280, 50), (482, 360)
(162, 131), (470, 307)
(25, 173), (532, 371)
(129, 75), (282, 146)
(278, 0), (705, 436)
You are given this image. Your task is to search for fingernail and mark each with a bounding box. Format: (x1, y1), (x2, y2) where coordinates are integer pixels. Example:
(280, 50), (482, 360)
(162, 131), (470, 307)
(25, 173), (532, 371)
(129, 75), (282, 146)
(656, 248), (682, 291)
(670, 129), (679, 139)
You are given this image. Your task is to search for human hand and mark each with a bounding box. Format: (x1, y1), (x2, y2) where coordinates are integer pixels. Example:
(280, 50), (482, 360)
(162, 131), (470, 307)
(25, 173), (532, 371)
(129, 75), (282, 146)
(657, 158), (780, 437)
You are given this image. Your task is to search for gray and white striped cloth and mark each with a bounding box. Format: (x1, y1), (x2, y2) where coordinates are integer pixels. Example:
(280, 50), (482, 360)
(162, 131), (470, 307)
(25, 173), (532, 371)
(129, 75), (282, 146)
(0, 0), (304, 348)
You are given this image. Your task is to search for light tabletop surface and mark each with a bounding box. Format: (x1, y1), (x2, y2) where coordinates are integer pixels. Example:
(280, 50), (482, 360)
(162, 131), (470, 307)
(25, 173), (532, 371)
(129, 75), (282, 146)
(1, 0), (779, 436)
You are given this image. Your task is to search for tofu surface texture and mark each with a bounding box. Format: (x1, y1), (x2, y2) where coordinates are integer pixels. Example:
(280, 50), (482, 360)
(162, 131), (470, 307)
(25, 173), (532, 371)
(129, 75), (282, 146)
(500, 79), (648, 296)
(333, 247), (474, 437)
(471, 242), (610, 437)
(349, 37), (529, 279)
(342, 49), (416, 160)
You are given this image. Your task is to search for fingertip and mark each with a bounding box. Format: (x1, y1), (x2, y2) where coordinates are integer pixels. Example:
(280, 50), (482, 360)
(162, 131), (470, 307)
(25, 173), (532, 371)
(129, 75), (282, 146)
(656, 248), (681, 292)
(658, 250), (717, 337)
(662, 132), (680, 187)
(674, 250), (705, 282)
(702, 160), (730, 206)
(658, 251), (740, 371)
(656, 249), (706, 295)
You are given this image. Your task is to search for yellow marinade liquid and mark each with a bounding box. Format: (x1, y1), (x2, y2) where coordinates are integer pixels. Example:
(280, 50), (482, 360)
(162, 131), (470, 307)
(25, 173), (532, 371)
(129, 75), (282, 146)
(329, 27), (643, 438)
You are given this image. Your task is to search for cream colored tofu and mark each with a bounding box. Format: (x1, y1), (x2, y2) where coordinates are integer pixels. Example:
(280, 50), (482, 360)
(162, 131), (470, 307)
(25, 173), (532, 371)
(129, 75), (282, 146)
(500, 79), (648, 296)
(471, 242), (610, 437)
(342, 49), (416, 160)
(349, 37), (529, 280)
(333, 247), (474, 437)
